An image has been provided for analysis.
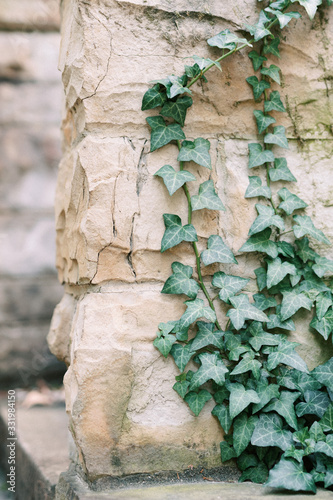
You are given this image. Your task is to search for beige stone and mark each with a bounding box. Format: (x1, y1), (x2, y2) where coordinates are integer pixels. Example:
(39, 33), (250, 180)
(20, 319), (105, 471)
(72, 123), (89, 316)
(0, 0), (60, 31)
(48, 293), (77, 365)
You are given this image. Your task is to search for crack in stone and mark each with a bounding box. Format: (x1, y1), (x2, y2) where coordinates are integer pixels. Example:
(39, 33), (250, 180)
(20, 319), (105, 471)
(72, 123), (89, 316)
(127, 214), (137, 278)
(136, 140), (148, 196)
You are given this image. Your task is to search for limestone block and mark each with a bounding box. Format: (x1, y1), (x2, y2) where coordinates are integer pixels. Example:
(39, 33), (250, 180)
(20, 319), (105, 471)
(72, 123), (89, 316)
(0, 0), (60, 31)
(48, 293), (77, 366)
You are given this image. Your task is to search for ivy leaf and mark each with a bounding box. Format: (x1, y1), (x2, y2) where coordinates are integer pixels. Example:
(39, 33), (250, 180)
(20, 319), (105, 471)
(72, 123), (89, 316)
(160, 95), (193, 126)
(253, 110), (276, 134)
(162, 262), (200, 299)
(266, 341), (309, 373)
(155, 165), (196, 196)
(220, 441), (237, 462)
(177, 138), (211, 169)
(253, 294), (277, 311)
(189, 352), (228, 390)
(190, 321), (225, 352)
(153, 333), (176, 358)
(192, 55), (222, 71)
(227, 294), (269, 330)
(266, 8), (302, 28)
(230, 353), (262, 380)
(142, 84), (167, 110)
(201, 235), (237, 266)
(263, 37), (281, 58)
(184, 390), (212, 416)
(248, 51), (267, 71)
(315, 435), (333, 458)
(264, 91), (286, 113)
(266, 257), (297, 288)
(225, 333), (252, 361)
(278, 188), (308, 215)
(146, 116), (185, 152)
(185, 63), (201, 79)
(280, 289), (313, 321)
(295, 237), (317, 263)
(173, 379), (190, 399)
(249, 321), (280, 351)
(212, 404), (232, 433)
(244, 11), (272, 41)
(291, 370), (323, 392)
(233, 414), (259, 456)
(237, 452), (259, 472)
(252, 380), (280, 413)
(313, 256), (333, 277)
(228, 383), (260, 419)
(260, 64), (281, 85)
(245, 176), (272, 199)
(269, 157), (296, 182)
(283, 446), (304, 463)
(246, 76), (271, 100)
(309, 421), (326, 442)
(270, 0), (290, 9)
(249, 204), (285, 236)
(312, 357), (333, 389)
(240, 229), (278, 259)
(191, 180), (225, 211)
(240, 463), (269, 484)
(310, 308), (333, 340)
(255, 267), (267, 291)
(293, 215), (331, 245)
(170, 342), (194, 371)
(179, 298), (216, 329)
(166, 75), (192, 99)
(291, 0), (322, 20)
(265, 458), (316, 493)
(248, 143), (275, 168)
(263, 390), (300, 430)
(161, 214), (198, 252)
(207, 29), (252, 50)
(264, 126), (289, 149)
(212, 272), (249, 304)
(251, 413), (293, 451)
(319, 404), (333, 432)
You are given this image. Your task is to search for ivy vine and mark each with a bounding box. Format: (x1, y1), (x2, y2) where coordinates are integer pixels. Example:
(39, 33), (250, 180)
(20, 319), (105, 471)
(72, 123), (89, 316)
(142, 0), (333, 492)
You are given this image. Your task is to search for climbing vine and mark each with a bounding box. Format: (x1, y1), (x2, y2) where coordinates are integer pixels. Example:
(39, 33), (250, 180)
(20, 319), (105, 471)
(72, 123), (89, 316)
(142, 0), (333, 492)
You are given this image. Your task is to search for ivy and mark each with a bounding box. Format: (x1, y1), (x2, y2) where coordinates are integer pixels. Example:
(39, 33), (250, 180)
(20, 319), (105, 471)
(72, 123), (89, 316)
(143, 0), (333, 493)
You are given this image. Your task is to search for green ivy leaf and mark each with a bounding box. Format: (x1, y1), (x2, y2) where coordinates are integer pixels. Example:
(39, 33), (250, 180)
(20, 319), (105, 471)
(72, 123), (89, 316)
(245, 176), (272, 199)
(201, 235), (237, 266)
(248, 143), (275, 168)
(190, 321), (225, 352)
(270, 0), (290, 10)
(165, 75), (192, 99)
(177, 138), (211, 169)
(266, 310), (295, 332)
(240, 229), (278, 259)
(173, 379), (190, 398)
(309, 421), (326, 442)
(244, 11), (272, 41)
(240, 463), (269, 483)
(293, 215), (331, 245)
(220, 441), (237, 462)
(312, 357), (333, 389)
(291, 0), (322, 20)
(319, 404), (333, 432)
(233, 414), (259, 456)
(280, 289), (313, 321)
(170, 342), (194, 371)
(192, 55), (222, 71)
(266, 8), (301, 28)
(260, 64), (281, 85)
(246, 76), (271, 100)
(142, 84), (167, 110)
(212, 404), (232, 433)
(184, 389), (212, 416)
(228, 383), (260, 419)
(146, 116), (186, 152)
(225, 333), (252, 361)
(264, 126), (289, 149)
(248, 51), (267, 71)
(266, 340), (309, 373)
(155, 165), (196, 196)
(153, 333), (176, 358)
(253, 293), (278, 311)
(249, 321), (280, 351)
(161, 214), (197, 252)
(253, 110), (276, 134)
(292, 370), (323, 392)
(160, 95), (193, 126)
(313, 256), (333, 277)
(162, 262), (200, 299)
(265, 458), (316, 493)
(325, 470), (333, 489)
(237, 452), (259, 472)
(263, 390), (300, 430)
(269, 157), (296, 182)
(295, 237), (317, 263)
(227, 294), (269, 330)
(185, 63), (201, 79)
(310, 308), (333, 340)
(266, 257), (297, 288)
(212, 272), (249, 304)
(252, 379), (280, 413)
(249, 204), (285, 236)
(179, 298), (216, 329)
(255, 267), (267, 291)
(230, 353), (262, 380)
(315, 435), (333, 458)
(263, 37), (281, 58)
(283, 446), (304, 463)
(207, 29), (252, 50)
(189, 352), (229, 390)
(264, 91), (286, 113)
(191, 180), (225, 211)
(278, 188), (308, 215)
(251, 413), (293, 450)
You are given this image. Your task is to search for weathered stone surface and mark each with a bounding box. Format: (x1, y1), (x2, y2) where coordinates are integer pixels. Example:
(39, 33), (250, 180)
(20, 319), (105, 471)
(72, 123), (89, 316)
(0, 0), (60, 31)
(47, 293), (76, 366)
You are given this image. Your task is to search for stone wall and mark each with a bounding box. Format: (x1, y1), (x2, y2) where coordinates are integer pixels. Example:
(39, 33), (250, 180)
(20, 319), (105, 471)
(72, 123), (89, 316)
(50, 0), (333, 480)
(0, 0), (65, 386)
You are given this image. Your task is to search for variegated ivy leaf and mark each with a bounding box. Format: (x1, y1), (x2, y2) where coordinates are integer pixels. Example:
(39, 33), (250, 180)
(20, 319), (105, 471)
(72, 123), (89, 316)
(313, 256), (333, 277)
(153, 333), (176, 358)
(237, 452), (259, 472)
(264, 126), (289, 149)
(315, 434), (333, 459)
(280, 289), (313, 321)
(248, 321), (280, 351)
(162, 262), (200, 299)
(230, 352), (262, 380)
(251, 413), (293, 451)
(240, 463), (269, 484)
(184, 389), (212, 416)
(265, 7), (302, 28)
(296, 390), (330, 419)
(177, 137), (211, 169)
(190, 321), (225, 352)
(263, 37), (281, 58)
(146, 116), (185, 152)
(220, 441), (237, 462)
(227, 294), (268, 330)
(245, 176), (272, 200)
(170, 341), (194, 372)
(179, 298), (216, 329)
(316, 292), (332, 320)
(310, 308), (333, 340)
(214, 386), (229, 404)
(189, 352), (228, 390)
(266, 340), (309, 373)
(244, 11), (272, 41)
(295, 237), (317, 263)
(266, 458), (316, 493)
(248, 143), (275, 168)
(278, 188), (308, 215)
(246, 76), (271, 101)
(312, 356), (333, 389)
(252, 379), (280, 413)
(160, 95), (193, 126)
(192, 55), (222, 71)
(270, 0), (290, 9)
(212, 404), (232, 433)
(233, 414), (259, 457)
(291, 0), (322, 20)
(184, 63), (201, 79)
(269, 157), (296, 182)
(201, 235), (237, 266)
(240, 229), (278, 259)
(264, 91), (286, 113)
(228, 382), (260, 419)
(207, 29), (252, 50)
(253, 294), (277, 311)
(260, 64), (281, 85)
(253, 110), (276, 134)
(249, 204), (285, 236)
(212, 272), (249, 304)
(141, 84), (167, 110)
(263, 390), (300, 430)
(320, 404), (333, 432)
(255, 267), (267, 291)
(164, 74), (192, 99)
(291, 370), (322, 392)
(155, 165), (196, 196)
(266, 312), (296, 330)
(283, 446), (304, 463)
(248, 50), (267, 71)
(173, 379), (190, 399)
(266, 257), (297, 288)
(191, 180), (225, 211)
(161, 214), (197, 252)
(293, 215), (331, 245)
(225, 332), (252, 361)
(277, 241), (295, 259)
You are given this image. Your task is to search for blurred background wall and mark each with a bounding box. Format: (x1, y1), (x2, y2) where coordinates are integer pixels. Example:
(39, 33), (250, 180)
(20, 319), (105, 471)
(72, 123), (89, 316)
(0, 0), (66, 388)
